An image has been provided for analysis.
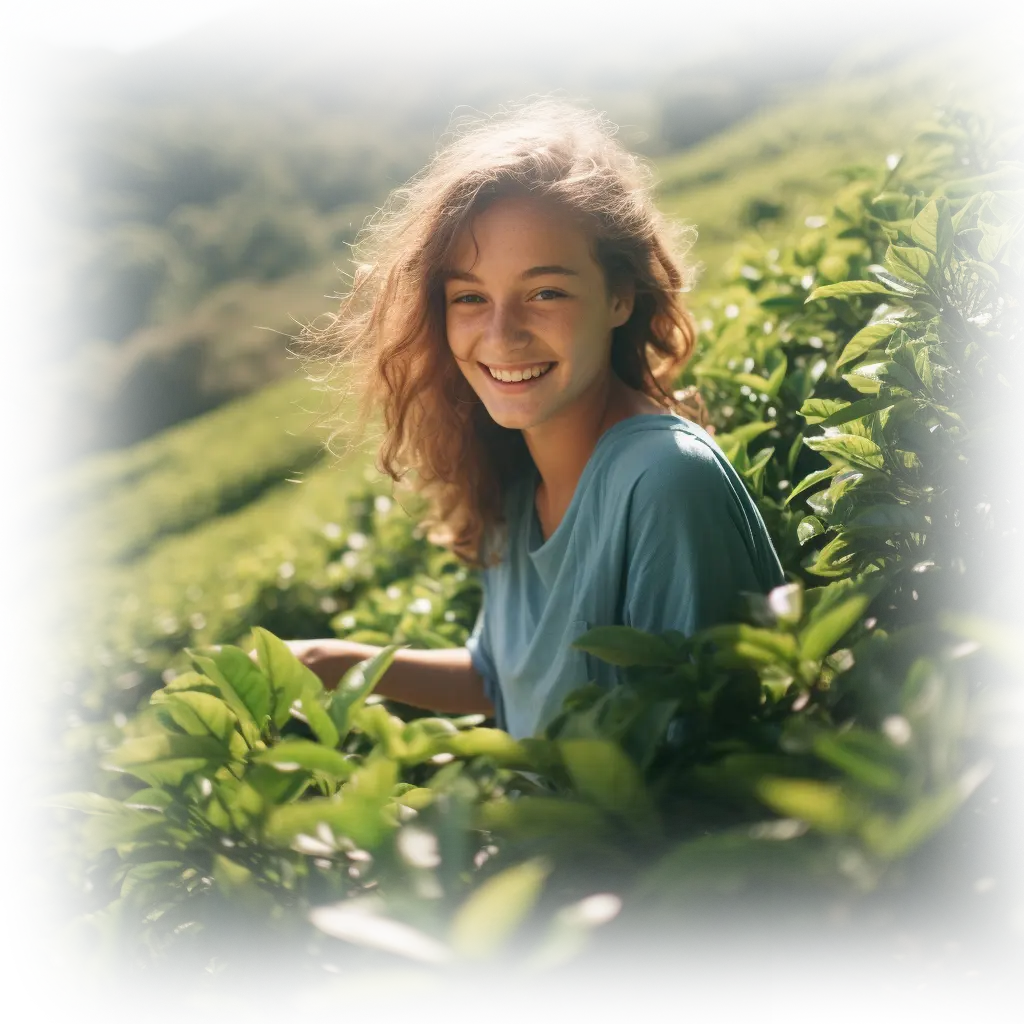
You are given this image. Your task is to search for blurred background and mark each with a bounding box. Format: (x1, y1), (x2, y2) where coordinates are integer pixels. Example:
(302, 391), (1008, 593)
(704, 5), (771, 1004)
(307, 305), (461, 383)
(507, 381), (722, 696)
(2, 0), (991, 479)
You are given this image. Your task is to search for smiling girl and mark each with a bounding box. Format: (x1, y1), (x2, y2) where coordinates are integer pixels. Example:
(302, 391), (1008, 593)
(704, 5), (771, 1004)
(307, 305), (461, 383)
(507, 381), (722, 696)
(292, 102), (783, 738)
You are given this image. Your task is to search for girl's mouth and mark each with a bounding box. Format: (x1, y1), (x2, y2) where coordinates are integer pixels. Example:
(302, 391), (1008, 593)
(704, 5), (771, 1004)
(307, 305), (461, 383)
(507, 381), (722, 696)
(481, 362), (556, 387)
(481, 362), (557, 389)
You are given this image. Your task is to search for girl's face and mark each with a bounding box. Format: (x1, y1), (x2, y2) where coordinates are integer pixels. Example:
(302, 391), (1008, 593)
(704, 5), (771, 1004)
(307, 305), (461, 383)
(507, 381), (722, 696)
(444, 195), (633, 432)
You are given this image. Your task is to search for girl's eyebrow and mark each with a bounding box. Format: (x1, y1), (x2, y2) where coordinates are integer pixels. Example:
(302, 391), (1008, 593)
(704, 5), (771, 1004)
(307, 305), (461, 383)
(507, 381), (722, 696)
(444, 265), (580, 283)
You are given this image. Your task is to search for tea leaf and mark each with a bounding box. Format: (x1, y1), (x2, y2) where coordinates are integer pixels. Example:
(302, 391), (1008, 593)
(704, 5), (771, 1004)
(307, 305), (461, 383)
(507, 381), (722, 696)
(254, 740), (355, 779)
(572, 626), (676, 667)
(560, 739), (657, 831)
(450, 858), (551, 958)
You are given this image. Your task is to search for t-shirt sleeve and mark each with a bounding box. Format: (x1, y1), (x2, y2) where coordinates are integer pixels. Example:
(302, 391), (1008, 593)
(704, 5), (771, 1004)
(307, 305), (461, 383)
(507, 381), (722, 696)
(465, 589), (505, 725)
(623, 436), (781, 637)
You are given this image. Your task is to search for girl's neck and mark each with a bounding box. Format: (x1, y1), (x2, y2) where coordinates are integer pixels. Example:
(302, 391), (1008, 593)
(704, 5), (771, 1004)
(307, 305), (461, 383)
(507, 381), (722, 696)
(524, 376), (667, 536)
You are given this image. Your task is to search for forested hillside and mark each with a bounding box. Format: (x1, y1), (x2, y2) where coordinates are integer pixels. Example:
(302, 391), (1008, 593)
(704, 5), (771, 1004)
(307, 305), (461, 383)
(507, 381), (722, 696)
(50, 33), (953, 455)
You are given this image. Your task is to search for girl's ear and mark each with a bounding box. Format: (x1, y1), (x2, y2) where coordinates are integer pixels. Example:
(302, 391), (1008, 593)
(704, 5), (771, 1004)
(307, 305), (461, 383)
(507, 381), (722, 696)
(610, 282), (635, 329)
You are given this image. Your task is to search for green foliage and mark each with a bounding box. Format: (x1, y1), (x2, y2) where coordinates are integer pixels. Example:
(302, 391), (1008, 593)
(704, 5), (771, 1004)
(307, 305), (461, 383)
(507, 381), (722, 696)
(52, 106), (1022, 979)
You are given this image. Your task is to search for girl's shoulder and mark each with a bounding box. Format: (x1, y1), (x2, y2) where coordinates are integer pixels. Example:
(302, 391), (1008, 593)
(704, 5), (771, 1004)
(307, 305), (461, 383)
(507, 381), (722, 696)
(597, 413), (730, 497)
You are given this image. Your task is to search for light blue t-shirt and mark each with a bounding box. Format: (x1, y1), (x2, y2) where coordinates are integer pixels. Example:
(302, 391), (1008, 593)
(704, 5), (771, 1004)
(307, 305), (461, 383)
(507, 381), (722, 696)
(465, 413), (784, 739)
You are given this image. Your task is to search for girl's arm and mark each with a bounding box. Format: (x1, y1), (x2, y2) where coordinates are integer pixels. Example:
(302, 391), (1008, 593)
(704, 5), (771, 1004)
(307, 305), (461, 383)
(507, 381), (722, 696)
(286, 638), (494, 716)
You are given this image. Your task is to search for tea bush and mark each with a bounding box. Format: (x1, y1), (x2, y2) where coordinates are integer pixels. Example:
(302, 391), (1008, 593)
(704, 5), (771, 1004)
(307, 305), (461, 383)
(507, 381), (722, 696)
(52, 108), (1023, 981)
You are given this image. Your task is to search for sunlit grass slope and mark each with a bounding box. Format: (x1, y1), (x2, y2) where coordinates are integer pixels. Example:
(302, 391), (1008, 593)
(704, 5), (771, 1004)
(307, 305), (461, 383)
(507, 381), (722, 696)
(656, 55), (962, 290)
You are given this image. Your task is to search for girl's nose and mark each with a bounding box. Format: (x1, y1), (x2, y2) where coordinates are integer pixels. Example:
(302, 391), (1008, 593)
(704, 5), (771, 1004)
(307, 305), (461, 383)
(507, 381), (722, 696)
(486, 301), (530, 348)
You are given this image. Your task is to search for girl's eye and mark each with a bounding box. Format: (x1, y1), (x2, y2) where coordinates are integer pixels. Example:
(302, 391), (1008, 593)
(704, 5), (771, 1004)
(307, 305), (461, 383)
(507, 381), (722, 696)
(532, 288), (565, 301)
(451, 294), (485, 305)
(452, 288), (569, 303)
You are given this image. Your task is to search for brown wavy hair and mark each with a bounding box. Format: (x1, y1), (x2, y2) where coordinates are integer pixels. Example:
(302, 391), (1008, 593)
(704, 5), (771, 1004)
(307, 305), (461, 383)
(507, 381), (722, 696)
(301, 101), (700, 568)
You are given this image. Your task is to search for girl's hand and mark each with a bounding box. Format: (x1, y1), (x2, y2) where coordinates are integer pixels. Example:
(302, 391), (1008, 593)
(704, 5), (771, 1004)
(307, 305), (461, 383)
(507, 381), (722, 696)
(243, 638), (323, 671)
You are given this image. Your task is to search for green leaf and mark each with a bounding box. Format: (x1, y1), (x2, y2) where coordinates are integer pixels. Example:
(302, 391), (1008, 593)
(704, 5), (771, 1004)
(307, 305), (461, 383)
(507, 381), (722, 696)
(401, 717), (460, 762)
(837, 322), (900, 368)
(44, 792), (126, 815)
(160, 671), (219, 696)
(189, 652), (259, 744)
(251, 627), (319, 728)
(254, 740), (355, 779)
(818, 395), (898, 429)
(732, 372), (774, 394)
(844, 504), (929, 535)
(719, 419), (776, 447)
(559, 740), (658, 832)
(799, 593), (871, 661)
(442, 728), (531, 768)
(449, 858), (551, 959)
(329, 645), (401, 739)
(755, 778), (861, 834)
(797, 516), (825, 546)
(516, 892), (618, 978)
(572, 626), (676, 668)
(310, 900), (452, 964)
(799, 399), (847, 425)
(785, 465), (841, 506)
(298, 687), (340, 749)
(911, 197), (953, 265)
(937, 606), (1024, 679)
(246, 764), (311, 806)
(476, 796), (608, 840)
(841, 363), (885, 394)
(347, 755), (399, 803)
(951, 192), (984, 233)
(205, 646), (271, 729)
(118, 843), (188, 867)
(699, 623), (800, 664)
(806, 280), (900, 303)
(806, 536), (855, 578)
(122, 788), (174, 811)
(290, 966), (446, 1015)
(265, 759), (398, 849)
(213, 854), (275, 912)
(804, 433), (884, 470)
(395, 786), (435, 810)
(883, 245), (935, 289)
(868, 266), (921, 296)
(151, 691), (237, 745)
(352, 703), (407, 757)
(104, 733), (230, 779)
(812, 733), (902, 794)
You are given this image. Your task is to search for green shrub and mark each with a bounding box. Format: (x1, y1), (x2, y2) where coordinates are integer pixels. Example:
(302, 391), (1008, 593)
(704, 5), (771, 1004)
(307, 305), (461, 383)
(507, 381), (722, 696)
(52, 108), (1022, 980)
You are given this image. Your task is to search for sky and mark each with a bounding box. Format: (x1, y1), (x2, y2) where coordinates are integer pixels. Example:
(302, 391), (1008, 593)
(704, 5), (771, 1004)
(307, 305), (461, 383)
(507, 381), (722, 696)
(6, 0), (399, 54)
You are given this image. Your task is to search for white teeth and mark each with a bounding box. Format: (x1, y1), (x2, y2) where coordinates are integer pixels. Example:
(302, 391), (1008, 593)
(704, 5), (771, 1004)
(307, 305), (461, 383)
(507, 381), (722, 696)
(487, 363), (552, 382)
